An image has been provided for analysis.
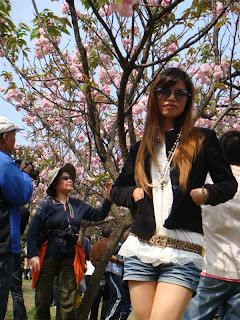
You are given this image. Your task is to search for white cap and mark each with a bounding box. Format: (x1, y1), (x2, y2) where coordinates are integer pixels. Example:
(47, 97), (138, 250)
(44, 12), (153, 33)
(0, 116), (24, 134)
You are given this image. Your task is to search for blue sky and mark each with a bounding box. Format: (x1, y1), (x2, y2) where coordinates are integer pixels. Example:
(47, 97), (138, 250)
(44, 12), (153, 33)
(0, 0), (62, 144)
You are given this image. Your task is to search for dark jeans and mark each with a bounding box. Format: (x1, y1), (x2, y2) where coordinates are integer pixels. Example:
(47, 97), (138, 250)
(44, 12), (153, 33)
(11, 254), (27, 320)
(0, 253), (14, 320)
(35, 257), (76, 320)
(90, 280), (109, 320)
(105, 272), (124, 320)
(120, 281), (131, 320)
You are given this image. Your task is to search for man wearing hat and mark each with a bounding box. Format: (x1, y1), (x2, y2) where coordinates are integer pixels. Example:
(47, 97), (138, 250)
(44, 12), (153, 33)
(0, 116), (33, 320)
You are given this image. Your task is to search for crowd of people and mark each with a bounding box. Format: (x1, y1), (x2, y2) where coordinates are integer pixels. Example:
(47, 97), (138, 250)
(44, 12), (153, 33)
(0, 67), (239, 320)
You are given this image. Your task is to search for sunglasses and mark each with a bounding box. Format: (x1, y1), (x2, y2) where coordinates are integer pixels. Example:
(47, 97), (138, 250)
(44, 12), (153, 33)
(59, 176), (73, 182)
(154, 88), (191, 102)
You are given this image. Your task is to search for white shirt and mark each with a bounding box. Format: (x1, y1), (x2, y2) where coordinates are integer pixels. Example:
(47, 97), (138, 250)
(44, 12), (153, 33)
(119, 142), (204, 269)
(201, 165), (240, 279)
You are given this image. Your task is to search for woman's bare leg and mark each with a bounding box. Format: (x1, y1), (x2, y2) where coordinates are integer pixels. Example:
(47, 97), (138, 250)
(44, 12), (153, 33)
(150, 282), (193, 320)
(128, 280), (157, 320)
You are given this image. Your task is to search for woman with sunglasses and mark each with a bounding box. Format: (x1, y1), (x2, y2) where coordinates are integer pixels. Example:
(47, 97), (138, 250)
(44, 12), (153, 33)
(27, 163), (112, 320)
(110, 68), (237, 320)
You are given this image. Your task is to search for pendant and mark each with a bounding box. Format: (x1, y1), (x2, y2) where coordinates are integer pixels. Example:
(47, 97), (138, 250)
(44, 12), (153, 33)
(159, 176), (167, 190)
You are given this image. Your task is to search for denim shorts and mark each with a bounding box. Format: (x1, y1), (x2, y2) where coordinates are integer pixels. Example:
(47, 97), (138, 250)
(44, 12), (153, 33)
(123, 256), (201, 294)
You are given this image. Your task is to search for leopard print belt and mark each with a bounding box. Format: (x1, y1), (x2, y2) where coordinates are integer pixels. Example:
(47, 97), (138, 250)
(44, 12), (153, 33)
(130, 233), (205, 257)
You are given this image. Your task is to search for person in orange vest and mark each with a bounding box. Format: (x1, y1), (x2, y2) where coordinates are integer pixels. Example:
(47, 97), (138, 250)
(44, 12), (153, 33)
(27, 163), (112, 320)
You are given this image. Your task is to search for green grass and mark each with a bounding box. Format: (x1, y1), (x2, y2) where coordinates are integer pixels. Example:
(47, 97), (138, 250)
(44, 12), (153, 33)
(6, 279), (134, 320)
(6, 279), (56, 320)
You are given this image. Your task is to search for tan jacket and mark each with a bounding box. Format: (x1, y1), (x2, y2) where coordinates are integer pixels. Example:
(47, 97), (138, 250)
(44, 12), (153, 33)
(89, 237), (109, 267)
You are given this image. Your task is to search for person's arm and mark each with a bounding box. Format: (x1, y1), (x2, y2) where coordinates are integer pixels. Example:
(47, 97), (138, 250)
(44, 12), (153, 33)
(0, 160), (33, 206)
(110, 143), (140, 208)
(81, 197), (112, 222)
(110, 255), (124, 265)
(20, 206), (30, 236)
(191, 129), (238, 206)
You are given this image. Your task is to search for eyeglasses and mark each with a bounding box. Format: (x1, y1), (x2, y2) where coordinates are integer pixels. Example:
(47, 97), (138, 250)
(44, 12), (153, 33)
(154, 88), (191, 102)
(60, 176), (73, 182)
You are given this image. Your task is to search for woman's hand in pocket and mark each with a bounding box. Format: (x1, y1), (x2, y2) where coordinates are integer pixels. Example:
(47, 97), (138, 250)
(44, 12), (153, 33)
(132, 187), (144, 202)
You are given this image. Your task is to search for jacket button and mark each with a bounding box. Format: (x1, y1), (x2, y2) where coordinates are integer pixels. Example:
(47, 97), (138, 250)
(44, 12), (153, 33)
(172, 184), (178, 190)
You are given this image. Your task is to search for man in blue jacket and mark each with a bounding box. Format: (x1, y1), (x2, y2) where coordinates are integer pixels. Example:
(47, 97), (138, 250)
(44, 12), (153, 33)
(0, 116), (33, 320)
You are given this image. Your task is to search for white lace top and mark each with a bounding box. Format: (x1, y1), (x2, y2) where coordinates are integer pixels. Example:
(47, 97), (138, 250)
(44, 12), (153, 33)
(119, 141), (204, 269)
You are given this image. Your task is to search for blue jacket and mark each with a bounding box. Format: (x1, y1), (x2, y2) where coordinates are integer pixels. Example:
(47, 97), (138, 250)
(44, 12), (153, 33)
(0, 151), (33, 254)
(27, 197), (112, 259)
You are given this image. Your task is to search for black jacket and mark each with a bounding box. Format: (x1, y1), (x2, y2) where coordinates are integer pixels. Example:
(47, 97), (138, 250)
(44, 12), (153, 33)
(110, 128), (238, 239)
(27, 197), (112, 258)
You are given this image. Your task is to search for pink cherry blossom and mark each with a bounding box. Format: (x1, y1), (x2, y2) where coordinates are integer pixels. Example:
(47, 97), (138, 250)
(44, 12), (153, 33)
(221, 58), (229, 73)
(70, 65), (79, 75)
(104, 4), (112, 16)
(199, 63), (212, 77)
(110, 0), (138, 18)
(99, 53), (111, 64)
(78, 91), (86, 103)
(99, 9), (106, 17)
(167, 43), (176, 54)
(98, 69), (112, 84)
(34, 49), (44, 59)
(161, 0), (171, 5)
(39, 28), (45, 36)
(198, 75), (211, 86)
(213, 65), (223, 80)
(216, 2), (223, 15)
(188, 67), (198, 76)
(222, 97), (229, 104)
(60, 2), (69, 15)
(122, 37), (131, 49)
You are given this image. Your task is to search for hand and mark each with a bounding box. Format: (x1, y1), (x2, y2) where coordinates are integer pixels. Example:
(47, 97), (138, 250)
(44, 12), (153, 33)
(105, 181), (112, 202)
(190, 188), (209, 206)
(30, 256), (40, 272)
(132, 187), (144, 202)
(20, 160), (33, 175)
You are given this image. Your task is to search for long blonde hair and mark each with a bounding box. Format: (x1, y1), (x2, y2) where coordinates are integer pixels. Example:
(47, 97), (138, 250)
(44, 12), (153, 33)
(135, 68), (203, 194)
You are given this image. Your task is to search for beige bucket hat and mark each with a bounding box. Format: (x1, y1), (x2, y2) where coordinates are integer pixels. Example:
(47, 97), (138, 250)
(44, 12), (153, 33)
(46, 163), (76, 196)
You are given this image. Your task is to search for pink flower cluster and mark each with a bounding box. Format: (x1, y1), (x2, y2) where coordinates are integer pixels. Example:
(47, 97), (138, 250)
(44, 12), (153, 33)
(167, 43), (176, 54)
(190, 59), (229, 85)
(216, 2), (228, 17)
(99, 5), (113, 17)
(110, 0), (138, 18)
(60, 2), (69, 15)
(98, 67), (117, 85)
(34, 28), (61, 59)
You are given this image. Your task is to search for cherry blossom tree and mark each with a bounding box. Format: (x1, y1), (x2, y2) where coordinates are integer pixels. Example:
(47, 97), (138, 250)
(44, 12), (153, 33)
(0, 0), (240, 318)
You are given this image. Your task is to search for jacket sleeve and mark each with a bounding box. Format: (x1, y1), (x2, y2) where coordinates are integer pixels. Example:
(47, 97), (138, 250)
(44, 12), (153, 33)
(203, 129), (238, 205)
(0, 160), (33, 206)
(82, 198), (112, 222)
(27, 200), (48, 258)
(110, 143), (139, 208)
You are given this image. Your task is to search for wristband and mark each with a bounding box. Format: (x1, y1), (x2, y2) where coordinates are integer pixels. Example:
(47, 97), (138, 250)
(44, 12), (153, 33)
(202, 186), (207, 205)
